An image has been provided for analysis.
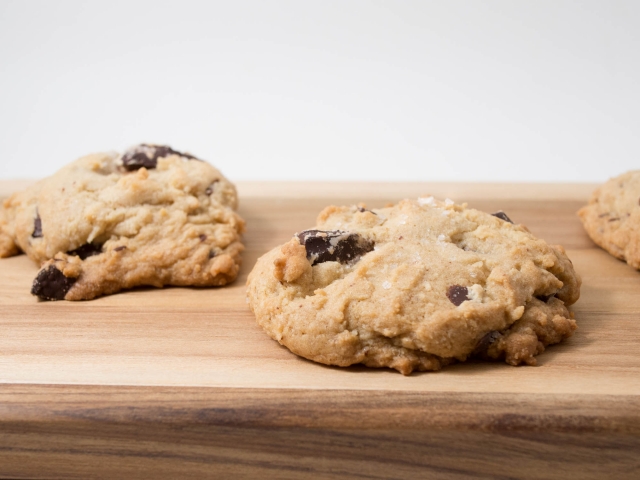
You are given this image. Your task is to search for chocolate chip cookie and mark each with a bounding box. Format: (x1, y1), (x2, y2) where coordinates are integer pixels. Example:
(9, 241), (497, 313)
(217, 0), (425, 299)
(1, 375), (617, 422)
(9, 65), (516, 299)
(578, 170), (640, 269)
(246, 197), (581, 374)
(0, 144), (245, 300)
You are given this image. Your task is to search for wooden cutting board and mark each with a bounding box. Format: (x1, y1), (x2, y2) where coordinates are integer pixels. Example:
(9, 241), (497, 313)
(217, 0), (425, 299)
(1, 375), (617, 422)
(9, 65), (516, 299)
(0, 181), (638, 479)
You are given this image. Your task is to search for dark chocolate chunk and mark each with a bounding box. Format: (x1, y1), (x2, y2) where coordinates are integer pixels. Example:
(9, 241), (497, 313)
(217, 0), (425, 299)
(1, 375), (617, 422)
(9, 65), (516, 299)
(121, 144), (199, 171)
(208, 250), (216, 259)
(199, 234), (207, 242)
(121, 151), (157, 170)
(67, 243), (102, 260)
(32, 214), (43, 238)
(608, 217), (620, 222)
(473, 330), (501, 355)
(446, 285), (469, 306)
(491, 211), (513, 224)
(114, 246), (127, 252)
(31, 265), (77, 301)
(149, 145), (198, 161)
(296, 230), (374, 266)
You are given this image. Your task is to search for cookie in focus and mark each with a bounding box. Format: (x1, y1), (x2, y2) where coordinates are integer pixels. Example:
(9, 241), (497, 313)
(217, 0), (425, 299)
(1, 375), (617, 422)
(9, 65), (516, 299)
(246, 198), (581, 374)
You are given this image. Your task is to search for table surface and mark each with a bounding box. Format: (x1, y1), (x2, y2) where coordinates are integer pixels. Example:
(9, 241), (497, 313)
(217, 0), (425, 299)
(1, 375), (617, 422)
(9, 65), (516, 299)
(1, 181), (639, 479)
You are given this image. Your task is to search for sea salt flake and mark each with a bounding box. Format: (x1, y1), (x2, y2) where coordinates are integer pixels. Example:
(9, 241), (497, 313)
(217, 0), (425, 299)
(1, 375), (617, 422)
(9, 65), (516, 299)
(467, 284), (485, 302)
(418, 196), (435, 206)
(382, 281), (392, 290)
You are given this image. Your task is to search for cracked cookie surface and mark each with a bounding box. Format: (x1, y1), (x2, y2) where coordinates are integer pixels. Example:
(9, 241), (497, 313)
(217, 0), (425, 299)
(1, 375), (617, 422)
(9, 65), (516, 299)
(246, 197), (580, 374)
(578, 170), (640, 269)
(0, 144), (245, 300)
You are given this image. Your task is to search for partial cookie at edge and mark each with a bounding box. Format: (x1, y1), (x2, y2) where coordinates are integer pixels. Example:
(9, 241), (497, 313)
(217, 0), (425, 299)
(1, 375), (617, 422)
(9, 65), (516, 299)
(578, 170), (640, 269)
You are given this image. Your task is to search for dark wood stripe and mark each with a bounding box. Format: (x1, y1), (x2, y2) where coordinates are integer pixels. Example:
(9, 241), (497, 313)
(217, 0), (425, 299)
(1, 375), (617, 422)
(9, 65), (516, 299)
(0, 385), (638, 479)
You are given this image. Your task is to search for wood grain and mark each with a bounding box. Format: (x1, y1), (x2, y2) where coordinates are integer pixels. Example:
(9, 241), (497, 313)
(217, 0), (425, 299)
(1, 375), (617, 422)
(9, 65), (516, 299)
(0, 385), (638, 480)
(0, 181), (639, 479)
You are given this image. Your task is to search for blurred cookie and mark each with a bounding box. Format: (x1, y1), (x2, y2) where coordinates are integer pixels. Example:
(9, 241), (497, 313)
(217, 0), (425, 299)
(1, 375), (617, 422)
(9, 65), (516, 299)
(0, 144), (245, 300)
(578, 170), (640, 269)
(247, 197), (580, 374)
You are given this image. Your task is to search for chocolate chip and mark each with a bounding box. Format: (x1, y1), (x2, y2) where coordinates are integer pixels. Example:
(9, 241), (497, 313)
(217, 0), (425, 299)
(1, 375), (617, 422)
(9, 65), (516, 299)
(199, 234), (207, 242)
(31, 265), (77, 301)
(491, 211), (513, 223)
(446, 285), (469, 306)
(208, 250), (216, 258)
(536, 294), (555, 303)
(121, 151), (157, 170)
(608, 217), (620, 222)
(32, 214), (43, 238)
(114, 246), (127, 252)
(357, 206), (377, 215)
(473, 330), (501, 355)
(67, 243), (102, 260)
(296, 230), (374, 266)
(121, 144), (199, 171)
(205, 180), (219, 195)
(147, 144), (198, 161)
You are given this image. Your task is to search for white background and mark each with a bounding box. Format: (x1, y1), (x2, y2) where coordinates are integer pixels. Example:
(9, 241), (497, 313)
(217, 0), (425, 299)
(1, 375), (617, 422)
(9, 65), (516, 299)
(0, 0), (638, 182)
